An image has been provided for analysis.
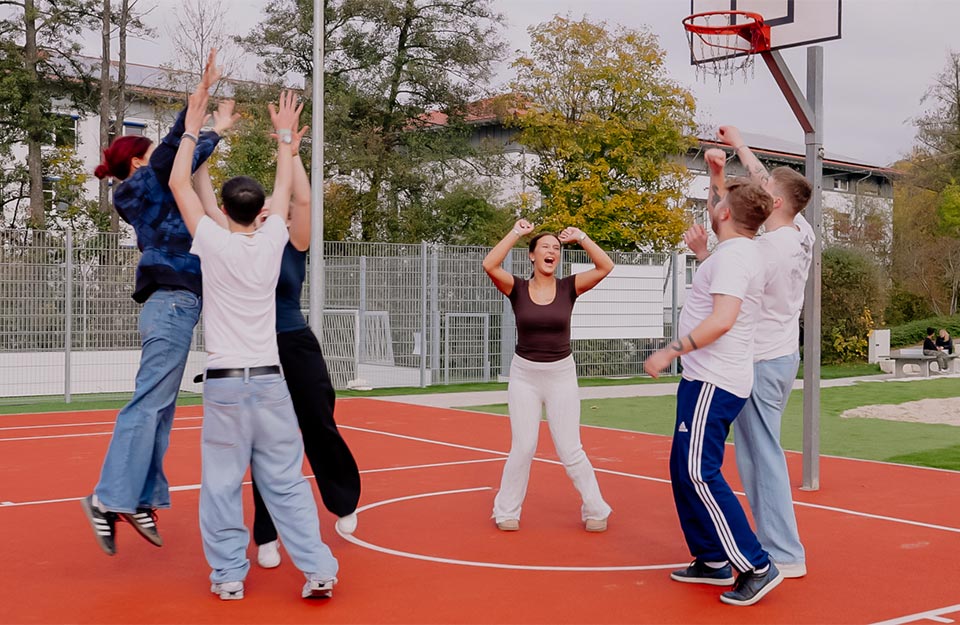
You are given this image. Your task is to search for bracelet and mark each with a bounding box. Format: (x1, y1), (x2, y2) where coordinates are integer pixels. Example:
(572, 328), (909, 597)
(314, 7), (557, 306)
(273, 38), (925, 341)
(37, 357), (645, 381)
(512, 229), (521, 237)
(182, 132), (199, 143)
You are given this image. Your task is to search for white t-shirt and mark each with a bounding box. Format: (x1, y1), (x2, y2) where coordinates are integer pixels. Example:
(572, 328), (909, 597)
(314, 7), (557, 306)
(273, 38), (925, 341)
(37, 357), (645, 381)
(679, 237), (765, 398)
(190, 215), (289, 369)
(753, 213), (815, 361)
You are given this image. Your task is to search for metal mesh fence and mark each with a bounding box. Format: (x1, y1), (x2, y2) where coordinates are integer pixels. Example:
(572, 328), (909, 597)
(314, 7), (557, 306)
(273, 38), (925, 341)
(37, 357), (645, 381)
(0, 229), (678, 402)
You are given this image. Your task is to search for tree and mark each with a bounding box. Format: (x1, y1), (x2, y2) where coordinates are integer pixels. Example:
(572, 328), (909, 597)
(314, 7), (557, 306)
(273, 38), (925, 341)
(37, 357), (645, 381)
(821, 246), (885, 362)
(163, 0), (244, 93)
(0, 0), (99, 228)
(510, 16), (697, 252)
(890, 51), (960, 317)
(400, 183), (516, 246)
(241, 0), (508, 241)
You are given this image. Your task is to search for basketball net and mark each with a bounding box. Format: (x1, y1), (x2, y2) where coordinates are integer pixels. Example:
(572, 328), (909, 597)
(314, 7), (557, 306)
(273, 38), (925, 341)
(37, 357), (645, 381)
(683, 11), (771, 91)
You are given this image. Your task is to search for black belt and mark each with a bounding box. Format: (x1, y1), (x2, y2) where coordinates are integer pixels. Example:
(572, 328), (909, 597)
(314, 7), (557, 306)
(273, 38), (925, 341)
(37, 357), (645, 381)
(193, 366), (281, 383)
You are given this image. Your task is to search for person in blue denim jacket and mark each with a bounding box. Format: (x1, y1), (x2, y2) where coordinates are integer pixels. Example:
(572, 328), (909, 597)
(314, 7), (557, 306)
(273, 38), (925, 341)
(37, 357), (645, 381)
(81, 53), (235, 556)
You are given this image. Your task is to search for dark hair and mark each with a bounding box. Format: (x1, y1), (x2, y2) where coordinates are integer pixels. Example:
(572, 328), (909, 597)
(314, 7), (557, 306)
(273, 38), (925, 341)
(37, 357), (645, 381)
(927, 327), (937, 336)
(528, 231), (560, 253)
(221, 176), (266, 226)
(723, 177), (773, 235)
(94, 136), (153, 180)
(770, 167), (813, 215)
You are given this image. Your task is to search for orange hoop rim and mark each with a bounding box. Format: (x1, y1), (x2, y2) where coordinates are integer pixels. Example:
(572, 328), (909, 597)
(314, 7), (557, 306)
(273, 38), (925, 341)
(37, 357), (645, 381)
(682, 10), (771, 52)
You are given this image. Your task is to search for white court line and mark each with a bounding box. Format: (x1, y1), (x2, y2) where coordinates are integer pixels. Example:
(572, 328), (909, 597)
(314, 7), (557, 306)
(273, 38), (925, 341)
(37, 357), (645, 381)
(337, 486), (690, 572)
(870, 604), (960, 625)
(0, 417), (202, 432)
(0, 458), (503, 508)
(340, 425), (960, 532)
(3, 420), (960, 535)
(0, 426), (202, 442)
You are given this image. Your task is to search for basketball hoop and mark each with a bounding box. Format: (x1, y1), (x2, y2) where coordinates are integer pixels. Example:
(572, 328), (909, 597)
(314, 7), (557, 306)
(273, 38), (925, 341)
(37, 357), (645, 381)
(683, 11), (771, 90)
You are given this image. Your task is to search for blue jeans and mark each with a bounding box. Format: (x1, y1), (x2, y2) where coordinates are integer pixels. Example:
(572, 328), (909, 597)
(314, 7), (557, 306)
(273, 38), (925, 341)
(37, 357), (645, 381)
(200, 374), (338, 585)
(733, 352), (806, 566)
(95, 289), (200, 513)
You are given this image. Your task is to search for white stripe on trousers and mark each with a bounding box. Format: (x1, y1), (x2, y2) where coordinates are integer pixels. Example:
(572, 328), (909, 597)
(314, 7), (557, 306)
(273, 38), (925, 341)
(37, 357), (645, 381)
(688, 382), (752, 572)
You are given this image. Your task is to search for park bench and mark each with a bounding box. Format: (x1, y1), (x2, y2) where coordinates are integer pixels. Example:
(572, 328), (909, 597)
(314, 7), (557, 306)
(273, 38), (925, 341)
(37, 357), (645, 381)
(890, 349), (960, 378)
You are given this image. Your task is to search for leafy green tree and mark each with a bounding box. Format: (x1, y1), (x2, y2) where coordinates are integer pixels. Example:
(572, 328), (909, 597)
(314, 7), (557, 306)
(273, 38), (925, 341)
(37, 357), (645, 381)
(510, 16), (697, 252)
(400, 183), (516, 246)
(821, 246), (886, 362)
(241, 0), (507, 241)
(0, 0), (99, 228)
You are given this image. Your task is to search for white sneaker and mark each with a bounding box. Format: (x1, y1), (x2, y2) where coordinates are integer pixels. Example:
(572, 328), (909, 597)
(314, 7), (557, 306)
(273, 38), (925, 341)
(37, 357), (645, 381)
(257, 540), (281, 569)
(774, 561), (807, 578)
(302, 577), (336, 599)
(211, 580), (244, 600)
(336, 512), (358, 535)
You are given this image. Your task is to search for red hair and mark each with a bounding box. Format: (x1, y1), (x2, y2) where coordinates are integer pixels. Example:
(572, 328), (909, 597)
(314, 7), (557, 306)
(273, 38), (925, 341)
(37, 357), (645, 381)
(94, 135), (153, 180)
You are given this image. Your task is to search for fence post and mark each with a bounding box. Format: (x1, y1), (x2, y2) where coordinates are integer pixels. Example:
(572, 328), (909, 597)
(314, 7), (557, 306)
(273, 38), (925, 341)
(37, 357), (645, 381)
(419, 241), (428, 387)
(64, 228), (73, 403)
(359, 255), (367, 362)
(430, 246), (440, 384)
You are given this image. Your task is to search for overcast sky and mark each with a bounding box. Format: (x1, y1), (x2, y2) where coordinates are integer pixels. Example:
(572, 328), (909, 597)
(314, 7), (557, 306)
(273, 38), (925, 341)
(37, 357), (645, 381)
(77, 0), (960, 166)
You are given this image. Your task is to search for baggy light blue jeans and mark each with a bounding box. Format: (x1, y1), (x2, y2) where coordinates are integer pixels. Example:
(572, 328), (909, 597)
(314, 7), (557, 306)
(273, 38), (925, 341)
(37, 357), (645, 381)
(733, 352), (806, 567)
(95, 288), (200, 513)
(493, 354), (612, 523)
(199, 374), (338, 585)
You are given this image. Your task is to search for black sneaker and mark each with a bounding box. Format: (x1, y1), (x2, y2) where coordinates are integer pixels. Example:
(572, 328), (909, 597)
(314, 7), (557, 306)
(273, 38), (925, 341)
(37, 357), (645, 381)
(670, 559), (735, 586)
(80, 495), (118, 556)
(720, 563), (783, 606)
(118, 508), (163, 547)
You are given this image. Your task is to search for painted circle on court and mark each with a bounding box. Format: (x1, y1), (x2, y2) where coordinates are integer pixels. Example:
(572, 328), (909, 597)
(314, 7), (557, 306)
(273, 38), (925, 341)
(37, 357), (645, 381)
(336, 486), (689, 572)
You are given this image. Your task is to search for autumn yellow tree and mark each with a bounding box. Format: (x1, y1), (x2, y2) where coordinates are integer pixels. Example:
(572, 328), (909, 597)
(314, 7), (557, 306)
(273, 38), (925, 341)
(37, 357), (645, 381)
(511, 16), (697, 251)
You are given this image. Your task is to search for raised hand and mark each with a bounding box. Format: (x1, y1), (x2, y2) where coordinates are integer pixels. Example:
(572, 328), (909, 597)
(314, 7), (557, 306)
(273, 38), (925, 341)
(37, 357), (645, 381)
(558, 226), (585, 244)
(512, 219), (534, 237)
(704, 148), (727, 175)
(290, 125), (310, 155)
(198, 48), (221, 90)
(269, 90), (304, 136)
(717, 125), (744, 149)
(184, 86), (210, 136)
(212, 99), (241, 135)
(682, 224), (709, 259)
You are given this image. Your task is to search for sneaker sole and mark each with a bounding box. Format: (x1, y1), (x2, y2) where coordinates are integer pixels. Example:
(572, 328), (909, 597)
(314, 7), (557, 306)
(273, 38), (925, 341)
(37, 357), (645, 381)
(303, 588), (334, 599)
(80, 497), (116, 556)
(670, 572), (734, 586)
(719, 570), (784, 606)
(211, 585), (244, 600)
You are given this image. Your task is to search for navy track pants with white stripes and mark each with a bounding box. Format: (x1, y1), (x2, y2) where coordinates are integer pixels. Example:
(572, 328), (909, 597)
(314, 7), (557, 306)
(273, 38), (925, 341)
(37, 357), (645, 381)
(670, 378), (770, 572)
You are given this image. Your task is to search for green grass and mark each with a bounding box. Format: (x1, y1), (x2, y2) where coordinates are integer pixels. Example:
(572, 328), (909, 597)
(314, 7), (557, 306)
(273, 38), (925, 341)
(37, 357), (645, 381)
(466, 378), (960, 469)
(0, 363), (880, 415)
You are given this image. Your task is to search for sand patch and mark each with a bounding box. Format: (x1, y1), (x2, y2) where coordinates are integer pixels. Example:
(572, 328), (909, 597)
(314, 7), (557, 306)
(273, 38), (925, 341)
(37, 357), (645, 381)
(841, 397), (960, 426)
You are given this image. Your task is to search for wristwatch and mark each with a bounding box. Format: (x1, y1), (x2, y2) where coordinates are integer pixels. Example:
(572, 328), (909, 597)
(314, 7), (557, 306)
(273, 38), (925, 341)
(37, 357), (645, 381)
(278, 129), (293, 145)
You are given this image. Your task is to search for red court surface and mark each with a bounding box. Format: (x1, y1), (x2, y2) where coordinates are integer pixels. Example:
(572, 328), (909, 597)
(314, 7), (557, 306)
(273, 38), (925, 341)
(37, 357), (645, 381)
(1, 397), (959, 624)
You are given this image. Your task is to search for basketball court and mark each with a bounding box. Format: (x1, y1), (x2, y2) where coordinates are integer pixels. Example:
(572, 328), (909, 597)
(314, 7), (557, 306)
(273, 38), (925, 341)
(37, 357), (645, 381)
(0, 398), (958, 624)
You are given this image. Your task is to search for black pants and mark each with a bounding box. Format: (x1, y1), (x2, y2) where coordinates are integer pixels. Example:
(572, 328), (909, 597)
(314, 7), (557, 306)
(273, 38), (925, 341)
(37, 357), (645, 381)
(252, 327), (362, 546)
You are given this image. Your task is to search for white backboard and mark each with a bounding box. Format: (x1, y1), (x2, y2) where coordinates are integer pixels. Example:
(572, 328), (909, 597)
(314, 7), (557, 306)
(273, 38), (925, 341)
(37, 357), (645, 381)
(570, 263), (665, 340)
(689, 0), (841, 63)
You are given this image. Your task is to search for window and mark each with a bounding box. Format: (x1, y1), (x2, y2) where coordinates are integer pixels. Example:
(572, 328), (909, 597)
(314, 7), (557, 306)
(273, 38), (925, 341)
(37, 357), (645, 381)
(832, 177), (849, 192)
(832, 212), (853, 240)
(685, 256), (699, 285)
(46, 114), (78, 148)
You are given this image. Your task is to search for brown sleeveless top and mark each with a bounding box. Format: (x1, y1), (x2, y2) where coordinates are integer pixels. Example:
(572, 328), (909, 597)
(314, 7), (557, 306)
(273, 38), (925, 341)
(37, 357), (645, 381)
(507, 275), (578, 362)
